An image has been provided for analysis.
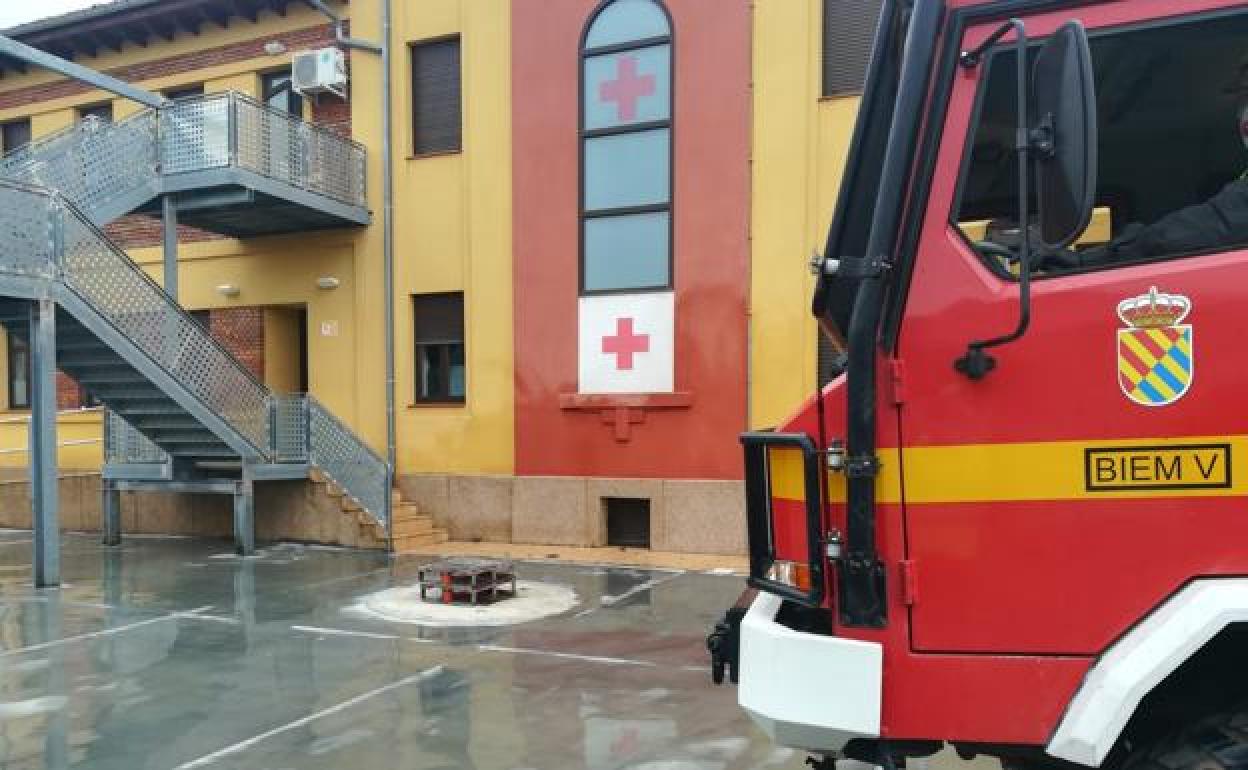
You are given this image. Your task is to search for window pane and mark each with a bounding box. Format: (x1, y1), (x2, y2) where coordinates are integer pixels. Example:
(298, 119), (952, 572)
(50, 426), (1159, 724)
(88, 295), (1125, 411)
(956, 11), (1248, 275)
(418, 345), (442, 400)
(78, 103), (113, 124)
(448, 344), (466, 399)
(9, 331), (29, 410)
(584, 211), (670, 291)
(585, 0), (670, 49)
(416, 343), (466, 402)
(412, 38), (462, 155)
(584, 128), (670, 211)
(584, 45), (670, 130)
(263, 71), (303, 116)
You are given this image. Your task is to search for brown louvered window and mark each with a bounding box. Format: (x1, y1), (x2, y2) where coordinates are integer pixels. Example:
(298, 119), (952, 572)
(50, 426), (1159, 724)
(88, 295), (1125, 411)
(822, 0), (884, 97)
(1, 119), (30, 155)
(411, 37), (462, 156)
(413, 292), (466, 404)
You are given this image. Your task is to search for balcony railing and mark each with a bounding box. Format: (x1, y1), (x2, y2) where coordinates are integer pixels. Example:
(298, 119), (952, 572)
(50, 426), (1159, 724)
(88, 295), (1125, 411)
(160, 92), (367, 208)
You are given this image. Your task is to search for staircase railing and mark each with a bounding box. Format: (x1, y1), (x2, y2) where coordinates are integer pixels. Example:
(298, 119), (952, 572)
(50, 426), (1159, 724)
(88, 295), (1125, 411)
(0, 94), (386, 531)
(307, 396), (388, 530)
(56, 195), (275, 453)
(105, 393), (387, 532)
(105, 410), (168, 466)
(0, 111), (161, 226)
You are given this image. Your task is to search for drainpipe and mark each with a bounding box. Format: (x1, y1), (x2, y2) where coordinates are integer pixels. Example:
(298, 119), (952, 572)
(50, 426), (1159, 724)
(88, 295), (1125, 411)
(303, 0), (395, 540)
(303, 0), (383, 53)
(381, 0), (397, 546)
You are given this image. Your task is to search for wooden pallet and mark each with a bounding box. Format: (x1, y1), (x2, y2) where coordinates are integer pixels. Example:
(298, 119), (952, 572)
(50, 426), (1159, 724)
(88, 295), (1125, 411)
(417, 557), (517, 605)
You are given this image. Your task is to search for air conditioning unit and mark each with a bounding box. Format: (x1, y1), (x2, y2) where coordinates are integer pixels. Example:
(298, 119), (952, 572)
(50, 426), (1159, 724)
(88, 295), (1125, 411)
(292, 47), (348, 99)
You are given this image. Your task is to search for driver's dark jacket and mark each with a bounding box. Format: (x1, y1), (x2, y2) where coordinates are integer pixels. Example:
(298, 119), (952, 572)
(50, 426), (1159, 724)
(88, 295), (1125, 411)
(1079, 177), (1248, 266)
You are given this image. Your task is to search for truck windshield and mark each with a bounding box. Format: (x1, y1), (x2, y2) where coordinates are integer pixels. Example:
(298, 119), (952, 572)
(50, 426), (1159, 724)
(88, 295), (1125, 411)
(956, 10), (1248, 276)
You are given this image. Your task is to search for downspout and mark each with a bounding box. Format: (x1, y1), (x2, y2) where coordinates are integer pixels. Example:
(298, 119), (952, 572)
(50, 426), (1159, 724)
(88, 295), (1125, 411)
(303, 0), (395, 540)
(303, 0), (383, 53)
(381, 0), (396, 548)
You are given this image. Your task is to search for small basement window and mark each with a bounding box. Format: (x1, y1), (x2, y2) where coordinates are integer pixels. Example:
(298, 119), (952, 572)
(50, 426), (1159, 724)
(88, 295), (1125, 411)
(605, 497), (651, 548)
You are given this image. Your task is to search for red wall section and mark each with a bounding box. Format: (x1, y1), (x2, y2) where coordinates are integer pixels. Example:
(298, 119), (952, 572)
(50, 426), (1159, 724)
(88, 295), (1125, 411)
(511, 0), (751, 480)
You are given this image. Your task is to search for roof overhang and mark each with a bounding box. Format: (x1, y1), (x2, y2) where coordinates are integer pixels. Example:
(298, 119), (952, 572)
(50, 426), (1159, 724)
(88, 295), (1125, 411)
(0, 0), (346, 79)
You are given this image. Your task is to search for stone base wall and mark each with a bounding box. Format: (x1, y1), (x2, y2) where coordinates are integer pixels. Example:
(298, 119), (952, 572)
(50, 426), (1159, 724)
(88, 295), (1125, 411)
(397, 474), (746, 556)
(0, 475), (384, 550)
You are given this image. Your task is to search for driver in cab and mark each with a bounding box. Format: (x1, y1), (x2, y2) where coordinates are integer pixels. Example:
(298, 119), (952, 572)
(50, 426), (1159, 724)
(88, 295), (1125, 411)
(1064, 104), (1248, 268)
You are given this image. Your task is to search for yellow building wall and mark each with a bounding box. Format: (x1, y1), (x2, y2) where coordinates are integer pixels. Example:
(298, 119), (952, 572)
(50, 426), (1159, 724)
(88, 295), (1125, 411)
(0, 410), (103, 471)
(0, 0), (514, 480)
(350, 0), (515, 476)
(0, 0), (507, 485)
(750, 0), (863, 430)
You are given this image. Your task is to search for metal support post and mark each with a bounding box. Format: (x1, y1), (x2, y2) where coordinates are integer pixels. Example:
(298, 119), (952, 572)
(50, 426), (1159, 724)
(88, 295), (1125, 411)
(29, 298), (59, 587)
(162, 195), (178, 300)
(102, 481), (121, 546)
(233, 472), (255, 556)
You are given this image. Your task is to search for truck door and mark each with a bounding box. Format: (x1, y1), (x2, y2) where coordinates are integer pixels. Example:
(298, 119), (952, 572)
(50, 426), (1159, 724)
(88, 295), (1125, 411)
(897, 1), (1248, 655)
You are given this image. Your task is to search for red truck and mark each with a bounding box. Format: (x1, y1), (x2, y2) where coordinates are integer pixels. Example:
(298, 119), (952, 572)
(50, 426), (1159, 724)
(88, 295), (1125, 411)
(710, 1), (1248, 769)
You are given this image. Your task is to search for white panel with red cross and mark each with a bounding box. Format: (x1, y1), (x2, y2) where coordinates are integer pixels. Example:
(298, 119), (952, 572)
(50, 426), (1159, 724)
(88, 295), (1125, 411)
(578, 292), (674, 394)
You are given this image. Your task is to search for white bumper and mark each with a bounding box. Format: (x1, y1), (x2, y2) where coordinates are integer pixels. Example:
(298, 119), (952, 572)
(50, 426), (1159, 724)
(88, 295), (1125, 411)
(738, 592), (883, 752)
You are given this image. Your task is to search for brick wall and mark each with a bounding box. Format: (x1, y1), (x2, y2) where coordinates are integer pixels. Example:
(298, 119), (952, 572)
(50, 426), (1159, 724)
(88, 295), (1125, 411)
(56, 371), (83, 410)
(311, 94), (353, 138)
(203, 308), (265, 380)
(103, 215), (222, 251)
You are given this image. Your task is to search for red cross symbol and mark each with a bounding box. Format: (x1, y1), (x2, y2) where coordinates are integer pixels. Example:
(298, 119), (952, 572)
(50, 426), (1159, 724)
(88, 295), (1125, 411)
(601, 317), (650, 371)
(610, 726), (642, 759)
(598, 55), (655, 122)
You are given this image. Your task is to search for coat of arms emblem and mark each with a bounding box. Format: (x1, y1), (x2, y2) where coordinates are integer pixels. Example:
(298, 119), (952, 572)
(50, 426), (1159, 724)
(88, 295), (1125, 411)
(1117, 287), (1193, 407)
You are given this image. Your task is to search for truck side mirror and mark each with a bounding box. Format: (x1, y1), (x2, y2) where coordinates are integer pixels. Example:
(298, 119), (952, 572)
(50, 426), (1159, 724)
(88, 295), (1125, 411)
(956, 18), (1098, 380)
(1032, 20), (1098, 250)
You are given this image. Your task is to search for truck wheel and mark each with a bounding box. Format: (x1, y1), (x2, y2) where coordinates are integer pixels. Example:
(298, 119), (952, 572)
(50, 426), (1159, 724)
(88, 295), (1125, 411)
(1120, 707), (1248, 770)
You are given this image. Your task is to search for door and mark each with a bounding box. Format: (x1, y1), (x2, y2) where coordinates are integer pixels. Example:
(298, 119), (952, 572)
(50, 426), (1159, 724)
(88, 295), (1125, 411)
(898, 0), (1248, 655)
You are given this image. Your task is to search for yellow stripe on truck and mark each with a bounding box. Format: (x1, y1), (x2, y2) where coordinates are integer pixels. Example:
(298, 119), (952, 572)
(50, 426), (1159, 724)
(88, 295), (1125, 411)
(767, 436), (1248, 506)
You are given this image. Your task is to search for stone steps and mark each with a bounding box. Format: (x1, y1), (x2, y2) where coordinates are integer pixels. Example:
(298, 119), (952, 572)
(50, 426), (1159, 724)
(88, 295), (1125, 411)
(392, 529), (449, 553)
(308, 473), (447, 552)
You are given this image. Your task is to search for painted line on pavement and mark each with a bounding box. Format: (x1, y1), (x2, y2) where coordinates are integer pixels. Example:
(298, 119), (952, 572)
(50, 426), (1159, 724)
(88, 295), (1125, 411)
(174, 666), (444, 769)
(477, 643), (658, 668)
(575, 571), (685, 618)
(291, 625), (400, 641)
(0, 605), (215, 657)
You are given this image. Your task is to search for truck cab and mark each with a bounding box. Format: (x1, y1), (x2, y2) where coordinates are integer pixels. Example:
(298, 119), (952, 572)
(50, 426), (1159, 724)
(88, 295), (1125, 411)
(720, 1), (1248, 768)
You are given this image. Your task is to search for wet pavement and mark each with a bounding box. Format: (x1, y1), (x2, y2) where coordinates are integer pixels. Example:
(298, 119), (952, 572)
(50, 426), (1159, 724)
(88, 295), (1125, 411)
(0, 531), (805, 769)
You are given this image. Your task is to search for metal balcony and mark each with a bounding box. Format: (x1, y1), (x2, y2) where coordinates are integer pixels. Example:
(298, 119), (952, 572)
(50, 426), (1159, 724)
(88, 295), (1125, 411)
(0, 91), (370, 237)
(148, 92), (370, 236)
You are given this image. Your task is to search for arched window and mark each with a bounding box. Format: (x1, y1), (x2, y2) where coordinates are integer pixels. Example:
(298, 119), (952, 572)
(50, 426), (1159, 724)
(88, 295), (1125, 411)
(580, 0), (673, 294)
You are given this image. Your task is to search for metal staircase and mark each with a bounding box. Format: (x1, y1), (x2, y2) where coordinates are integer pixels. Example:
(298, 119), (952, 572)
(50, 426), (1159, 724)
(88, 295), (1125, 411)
(0, 92), (388, 554)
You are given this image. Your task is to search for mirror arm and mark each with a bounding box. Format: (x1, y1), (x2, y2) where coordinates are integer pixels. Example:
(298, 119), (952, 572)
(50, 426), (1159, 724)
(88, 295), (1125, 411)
(956, 19), (1034, 381)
